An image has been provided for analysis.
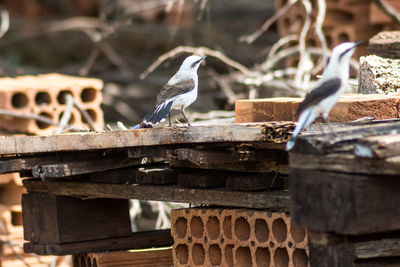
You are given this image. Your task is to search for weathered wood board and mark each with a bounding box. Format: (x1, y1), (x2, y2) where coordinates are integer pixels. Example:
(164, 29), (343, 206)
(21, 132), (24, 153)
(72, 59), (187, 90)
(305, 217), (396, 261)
(22, 193), (131, 244)
(24, 230), (172, 255)
(22, 179), (290, 211)
(290, 168), (400, 235)
(0, 123), (294, 156)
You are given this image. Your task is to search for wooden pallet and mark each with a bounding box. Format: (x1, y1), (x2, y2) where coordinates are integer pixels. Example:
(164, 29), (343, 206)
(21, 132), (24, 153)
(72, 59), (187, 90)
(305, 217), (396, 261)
(289, 120), (400, 266)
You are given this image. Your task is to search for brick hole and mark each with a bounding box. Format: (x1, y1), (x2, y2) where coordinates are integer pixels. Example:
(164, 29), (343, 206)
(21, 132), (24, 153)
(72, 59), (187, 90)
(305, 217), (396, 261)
(326, 35), (333, 47)
(209, 244), (222, 266)
(251, 241), (255, 247)
(190, 216), (204, 238)
(188, 237), (192, 243)
(192, 243), (205, 265)
(57, 90), (73, 104)
(235, 217), (250, 241)
(272, 218), (287, 243)
(92, 258), (97, 267)
(288, 241), (293, 248)
(79, 255), (85, 267)
(293, 249), (308, 267)
(223, 216), (232, 239)
(255, 218), (269, 243)
(236, 246), (252, 267)
(290, 225), (306, 243)
(274, 248), (289, 267)
(58, 111), (76, 125)
(35, 92), (51, 106)
(207, 216), (220, 240)
(174, 217), (187, 238)
(338, 32), (350, 43)
(283, 17), (290, 29)
(81, 88), (97, 103)
(87, 257), (92, 267)
(176, 244), (189, 264)
(270, 241), (275, 248)
(255, 247), (270, 267)
(11, 92), (28, 108)
(82, 109), (98, 124)
(35, 112), (53, 129)
(11, 211), (23, 226)
(225, 244), (234, 267)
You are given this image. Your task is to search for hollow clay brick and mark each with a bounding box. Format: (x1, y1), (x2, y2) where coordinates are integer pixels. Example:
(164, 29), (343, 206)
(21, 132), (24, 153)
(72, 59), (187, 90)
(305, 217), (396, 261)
(171, 208), (308, 267)
(0, 73), (104, 135)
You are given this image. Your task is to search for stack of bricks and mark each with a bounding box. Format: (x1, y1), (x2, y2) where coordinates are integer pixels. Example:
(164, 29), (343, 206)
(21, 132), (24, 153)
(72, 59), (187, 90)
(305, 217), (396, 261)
(0, 73), (104, 135)
(171, 208), (308, 267)
(276, 0), (383, 66)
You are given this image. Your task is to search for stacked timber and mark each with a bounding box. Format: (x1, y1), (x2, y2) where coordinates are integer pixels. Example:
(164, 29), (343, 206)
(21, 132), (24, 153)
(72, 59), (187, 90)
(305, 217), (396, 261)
(288, 120), (400, 266)
(0, 123), (299, 266)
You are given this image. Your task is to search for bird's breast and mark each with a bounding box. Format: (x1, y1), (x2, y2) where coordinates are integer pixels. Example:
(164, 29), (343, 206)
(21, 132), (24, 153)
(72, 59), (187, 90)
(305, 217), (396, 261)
(170, 88), (198, 109)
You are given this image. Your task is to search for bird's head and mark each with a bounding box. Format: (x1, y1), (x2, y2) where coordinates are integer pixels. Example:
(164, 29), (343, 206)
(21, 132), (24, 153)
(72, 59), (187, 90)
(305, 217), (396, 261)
(331, 41), (362, 62)
(179, 55), (207, 72)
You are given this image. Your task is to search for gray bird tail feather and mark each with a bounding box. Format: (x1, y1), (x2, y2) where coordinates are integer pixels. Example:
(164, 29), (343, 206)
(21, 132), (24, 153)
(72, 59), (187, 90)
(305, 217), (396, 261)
(286, 108), (315, 151)
(142, 101), (173, 127)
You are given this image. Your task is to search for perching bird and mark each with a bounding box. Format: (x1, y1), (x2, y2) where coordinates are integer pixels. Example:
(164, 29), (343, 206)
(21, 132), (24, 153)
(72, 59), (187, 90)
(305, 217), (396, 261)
(139, 55), (206, 128)
(286, 41), (361, 151)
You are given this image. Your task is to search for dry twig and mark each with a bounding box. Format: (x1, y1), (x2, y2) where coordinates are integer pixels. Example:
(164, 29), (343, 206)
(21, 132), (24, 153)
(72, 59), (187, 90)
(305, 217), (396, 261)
(140, 45), (254, 79)
(371, 0), (400, 25)
(239, 0), (298, 44)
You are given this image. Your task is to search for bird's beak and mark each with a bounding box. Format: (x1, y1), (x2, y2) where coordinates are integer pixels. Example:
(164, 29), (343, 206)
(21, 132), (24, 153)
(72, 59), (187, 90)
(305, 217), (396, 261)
(201, 56), (207, 60)
(353, 41), (362, 48)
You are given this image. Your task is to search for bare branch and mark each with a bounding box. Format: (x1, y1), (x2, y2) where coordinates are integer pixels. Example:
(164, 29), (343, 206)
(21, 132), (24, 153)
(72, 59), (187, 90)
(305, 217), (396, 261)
(313, 0), (328, 73)
(140, 46), (254, 79)
(55, 94), (74, 134)
(262, 34), (298, 71)
(371, 0), (400, 25)
(0, 110), (58, 126)
(239, 0), (298, 44)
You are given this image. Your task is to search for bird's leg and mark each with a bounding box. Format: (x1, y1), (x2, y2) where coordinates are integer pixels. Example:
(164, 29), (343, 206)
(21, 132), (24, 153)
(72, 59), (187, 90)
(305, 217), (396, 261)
(168, 113), (172, 127)
(181, 107), (191, 126)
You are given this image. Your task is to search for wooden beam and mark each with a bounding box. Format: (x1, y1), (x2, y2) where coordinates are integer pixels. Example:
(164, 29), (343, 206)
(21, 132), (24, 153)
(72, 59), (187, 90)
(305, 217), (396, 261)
(22, 179), (290, 211)
(167, 148), (288, 173)
(23, 230), (172, 255)
(22, 193), (132, 244)
(290, 168), (400, 235)
(0, 123), (294, 155)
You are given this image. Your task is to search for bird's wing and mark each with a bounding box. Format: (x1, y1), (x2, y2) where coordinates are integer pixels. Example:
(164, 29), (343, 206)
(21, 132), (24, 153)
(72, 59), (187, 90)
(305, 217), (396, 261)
(295, 77), (342, 117)
(156, 79), (195, 105)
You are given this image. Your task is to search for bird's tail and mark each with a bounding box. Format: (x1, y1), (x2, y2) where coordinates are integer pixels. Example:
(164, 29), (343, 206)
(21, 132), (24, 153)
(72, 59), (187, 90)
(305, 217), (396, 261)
(142, 101), (173, 126)
(286, 108), (316, 151)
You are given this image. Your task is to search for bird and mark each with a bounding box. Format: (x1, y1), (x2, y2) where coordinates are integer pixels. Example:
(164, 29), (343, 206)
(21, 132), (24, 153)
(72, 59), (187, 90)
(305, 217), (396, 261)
(138, 55), (207, 128)
(286, 41), (361, 151)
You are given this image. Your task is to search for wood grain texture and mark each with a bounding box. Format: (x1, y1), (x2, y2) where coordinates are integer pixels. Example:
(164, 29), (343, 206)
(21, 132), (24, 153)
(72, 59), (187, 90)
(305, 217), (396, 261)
(22, 193), (131, 244)
(22, 179), (290, 211)
(290, 168), (400, 235)
(24, 230), (172, 255)
(0, 123), (294, 155)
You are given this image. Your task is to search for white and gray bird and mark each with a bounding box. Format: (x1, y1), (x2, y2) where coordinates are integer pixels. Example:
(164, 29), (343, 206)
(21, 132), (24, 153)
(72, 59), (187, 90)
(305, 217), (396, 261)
(286, 41), (361, 151)
(139, 55), (206, 128)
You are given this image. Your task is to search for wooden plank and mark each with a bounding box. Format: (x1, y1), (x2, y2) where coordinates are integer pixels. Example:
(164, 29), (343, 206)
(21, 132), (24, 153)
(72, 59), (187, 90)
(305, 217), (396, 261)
(167, 148), (288, 173)
(22, 179), (290, 211)
(86, 248), (173, 267)
(290, 168), (400, 235)
(289, 153), (400, 175)
(135, 166), (178, 185)
(177, 171), (226, 188)
(32, 157), (145, 179)
(90, 167), (138, 184)
(22, 193), (132, 244)
(225, 172), (284, 191)
(291, 120), (400, 156)
(309, 237), (400, 267)
(23, 230), (172, 255)
(235, 95), (400, 124)
(0, 123), (294, 155)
